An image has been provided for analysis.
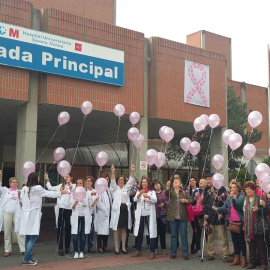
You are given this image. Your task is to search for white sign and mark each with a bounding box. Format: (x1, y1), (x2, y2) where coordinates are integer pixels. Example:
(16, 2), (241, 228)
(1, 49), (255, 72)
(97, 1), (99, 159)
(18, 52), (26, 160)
(140, 161), (147, 171)
(184, 60), (210, 107)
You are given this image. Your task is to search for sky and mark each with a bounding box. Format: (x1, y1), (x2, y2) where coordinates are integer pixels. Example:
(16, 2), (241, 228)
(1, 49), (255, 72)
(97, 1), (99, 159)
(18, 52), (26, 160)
(116, 0), (270, 88)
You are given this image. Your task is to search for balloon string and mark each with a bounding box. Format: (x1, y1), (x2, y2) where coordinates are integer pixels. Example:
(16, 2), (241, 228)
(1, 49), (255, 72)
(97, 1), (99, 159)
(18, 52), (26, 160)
(137, 149), (145, 158)
(160, 140), (164, 153)
(188, 156), (195, 182)
(47, 161), (56, 173)
(35, 125), (60, 165)
(169, 151), (188, 181)
(112, 117), (121, 165)
(244, 165), (248, 182)
(130, 144), (135, 166)
(202, 129), (213, 176)
(115, 139), (128, 173)
(223, 150), (234, 175)
(222, 145), (228, 159)
(71, 115), (86, 168)
(191, 132), (197, 141)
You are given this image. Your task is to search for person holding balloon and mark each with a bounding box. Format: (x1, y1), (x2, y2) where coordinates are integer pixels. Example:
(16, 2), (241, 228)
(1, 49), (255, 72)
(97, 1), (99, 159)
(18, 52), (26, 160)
(70, 178), (92, 259)
(165, 173), (192, 260)
(212, 181), (246, 267)
(132, 175), (157, 259)
(20, 172), (63, 266)
(85, 176), (97, 253)
(92, 173), (113, 254)
(109, 164), (135, 255)
(45, 172), (76, 256)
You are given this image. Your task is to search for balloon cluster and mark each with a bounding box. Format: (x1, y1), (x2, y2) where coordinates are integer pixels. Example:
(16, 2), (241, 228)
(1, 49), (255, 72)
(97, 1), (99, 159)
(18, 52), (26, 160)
(193, 113), (220, 132)
(145, 149), (166, 169)
(256, 163), (270, 193)
(159, 126), (175, 143)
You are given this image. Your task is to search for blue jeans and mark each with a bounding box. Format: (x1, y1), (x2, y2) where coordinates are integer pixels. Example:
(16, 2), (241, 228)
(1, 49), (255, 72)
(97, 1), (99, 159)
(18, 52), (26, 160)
(136, 216), (155, 252)
(170, 220), (188, 257)
(73, 217), (86, 253)
(87, 215), (94, 250)
(24, 235), (38, 262)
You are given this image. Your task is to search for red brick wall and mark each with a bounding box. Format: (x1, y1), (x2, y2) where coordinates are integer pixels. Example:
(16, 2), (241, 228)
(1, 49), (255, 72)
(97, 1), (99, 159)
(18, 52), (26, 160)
(148, 37), (226, 126)
(228, 80), (269, 154)
(39, 8), (144, 115)
(0, 0), (31, 101)
(26, 0), (114, 25)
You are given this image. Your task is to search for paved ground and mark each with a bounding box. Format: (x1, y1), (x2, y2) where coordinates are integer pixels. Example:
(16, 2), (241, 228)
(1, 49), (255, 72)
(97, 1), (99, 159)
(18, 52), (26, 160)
(0, 206), (238, 270)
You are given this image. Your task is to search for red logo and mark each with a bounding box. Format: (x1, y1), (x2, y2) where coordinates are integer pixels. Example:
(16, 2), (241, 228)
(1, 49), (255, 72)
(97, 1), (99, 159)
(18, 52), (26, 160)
(9, 28), (19, 38)
(75, 43), (82, 51)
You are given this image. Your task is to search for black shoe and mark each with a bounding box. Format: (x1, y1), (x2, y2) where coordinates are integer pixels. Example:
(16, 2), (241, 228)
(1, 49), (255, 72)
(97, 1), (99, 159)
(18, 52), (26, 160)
(65, 249), (71, 254)
(246, 264), (256, 269)
(103, 248), (110, 253)
(59, 250), (64, 256)
(170, 255), (176, 259)
(132, 245), (136, 248)
(191, 250), (196, 254)
(184, 256), (189, 260)
(115, 251), (120, 255)
(121, 249), (128, 254)
(88, 249), (96, 254)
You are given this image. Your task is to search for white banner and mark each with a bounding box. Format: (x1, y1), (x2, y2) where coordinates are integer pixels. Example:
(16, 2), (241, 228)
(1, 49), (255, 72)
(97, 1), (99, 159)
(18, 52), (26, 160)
(184, 60), (210, 107)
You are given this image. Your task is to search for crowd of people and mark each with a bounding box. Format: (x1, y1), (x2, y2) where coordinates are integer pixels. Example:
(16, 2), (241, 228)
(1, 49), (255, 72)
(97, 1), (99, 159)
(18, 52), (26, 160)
(0, 167), (270, 270)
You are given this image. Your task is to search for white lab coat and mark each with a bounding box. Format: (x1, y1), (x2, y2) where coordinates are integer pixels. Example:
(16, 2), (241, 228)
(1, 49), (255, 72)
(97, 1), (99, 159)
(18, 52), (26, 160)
(19, 185), (61, 235)
(87, 189), (97, 216)
(109, 176), (135, 231)
(0, 186), (21, 233)
(94, 190), (112, 235)
(46, 182), (76, 228)
(133, 190), (157, 238)
(70, 192), (92, 235)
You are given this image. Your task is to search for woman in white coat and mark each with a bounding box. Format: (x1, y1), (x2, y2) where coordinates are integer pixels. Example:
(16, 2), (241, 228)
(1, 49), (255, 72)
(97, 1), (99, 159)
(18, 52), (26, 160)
(132, 176), (157, 259)
(20, 172), (62, 266)
(70, 178), (92, 259)
(45, 172), (75, 256)
(110, 164), (135, 255)
(0, 177), (25, 257)
(92, 174), (112, 254)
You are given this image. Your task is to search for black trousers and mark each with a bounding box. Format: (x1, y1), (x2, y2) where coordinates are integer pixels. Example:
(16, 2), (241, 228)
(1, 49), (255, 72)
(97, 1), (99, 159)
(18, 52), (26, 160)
(97, 235), (108, 249)
(249, 235), (268, 266)
(155, 218), (166, 250)
(231, 230), (246, 256)
(191, 216), (202, 251)
(57, 208), (72, 251)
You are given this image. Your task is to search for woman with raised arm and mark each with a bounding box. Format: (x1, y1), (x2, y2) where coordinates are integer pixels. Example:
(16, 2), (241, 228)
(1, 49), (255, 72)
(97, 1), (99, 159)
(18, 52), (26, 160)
(132, 175), (157, 259)
(110, 164), (135, 255)
(45, 172), (75, 256)
(20, 172), (63, 266)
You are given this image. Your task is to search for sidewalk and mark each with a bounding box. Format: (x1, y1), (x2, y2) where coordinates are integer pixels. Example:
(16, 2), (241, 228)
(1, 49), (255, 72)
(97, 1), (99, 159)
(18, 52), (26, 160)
(0, 206), (235, 269)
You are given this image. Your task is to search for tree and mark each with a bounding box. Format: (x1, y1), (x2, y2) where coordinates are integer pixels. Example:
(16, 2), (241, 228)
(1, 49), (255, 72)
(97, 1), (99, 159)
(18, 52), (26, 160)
(167, 86), (262, 176)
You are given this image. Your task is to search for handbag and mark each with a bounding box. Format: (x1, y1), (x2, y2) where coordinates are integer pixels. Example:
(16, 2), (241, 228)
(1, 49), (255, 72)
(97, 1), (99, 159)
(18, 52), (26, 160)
(183, 190), (194, 222)
(228, 221), (242, 234)
(192, 199), (203, 217)
(254, 216), (270, 235)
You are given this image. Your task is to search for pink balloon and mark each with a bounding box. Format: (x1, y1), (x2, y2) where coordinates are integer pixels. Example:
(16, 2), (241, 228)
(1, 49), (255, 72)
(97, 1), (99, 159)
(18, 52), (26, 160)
(193, 116), (206, 132)
(200, 114), (209, 126)
(255, 163), (269, 182)
(211, 173), (224, 190)
(81, 101), (93, 116)
(127, 127), (140, 142)
(96, 151), (108, 168)
(133, 134), (145, 149)
(222, 129), (235, 146)
(53, 147), (66, 162)
(243, 144), (256, 160)
(163, 127), (174, 143)
(189, 141), (201, 156)
(58, 111), (70, 126)
(57, 160), (71, 177)
(228, 133), (242, 151)
(129, 112), (140, 125)
(155, 152), (166, 169)
(113, 104), (125, 117)
(208, 114), (220, 129)
(248, 111), (262, 129)
(95, 177), (108, 195)
(180, 137), (191, 152)
(261, 177), (270, 193)
(145, 149), (158, 166)
(21, 161), (35, 178)
(73, 186), (86, 202)
(211, 154), (224, 170)
(159, 126), (167, 140)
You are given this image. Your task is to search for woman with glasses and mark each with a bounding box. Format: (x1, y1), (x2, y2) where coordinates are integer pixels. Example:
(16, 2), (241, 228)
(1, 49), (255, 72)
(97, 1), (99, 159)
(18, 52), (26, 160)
(0, 177), (25, 257)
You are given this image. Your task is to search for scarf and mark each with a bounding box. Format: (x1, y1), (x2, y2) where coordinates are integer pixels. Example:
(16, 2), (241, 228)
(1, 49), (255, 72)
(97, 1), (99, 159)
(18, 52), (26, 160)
(9, 187), (17, 191)
(244, 194), (258, 241)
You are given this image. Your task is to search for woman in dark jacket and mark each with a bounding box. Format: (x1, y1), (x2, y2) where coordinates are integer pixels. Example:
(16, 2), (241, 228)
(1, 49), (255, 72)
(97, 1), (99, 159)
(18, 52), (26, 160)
(165, 174), (192, 260)
(213, 181), (246, 267)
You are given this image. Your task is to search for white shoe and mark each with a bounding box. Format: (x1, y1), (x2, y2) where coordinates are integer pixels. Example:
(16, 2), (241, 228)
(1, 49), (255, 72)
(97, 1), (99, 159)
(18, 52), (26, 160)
(79, 252), (84, 259)
(74, 252), (79, 259)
